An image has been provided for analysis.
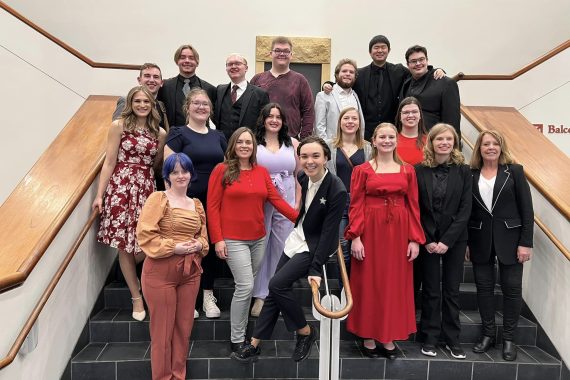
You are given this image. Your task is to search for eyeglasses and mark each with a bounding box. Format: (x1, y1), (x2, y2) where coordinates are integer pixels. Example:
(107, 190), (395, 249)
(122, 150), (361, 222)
(272, 49), (291, 56)
(401, 110), (420, 115)
(408, 57), (426, 65)
(226, 61), (245, 68)
(190, 101), (210, 108)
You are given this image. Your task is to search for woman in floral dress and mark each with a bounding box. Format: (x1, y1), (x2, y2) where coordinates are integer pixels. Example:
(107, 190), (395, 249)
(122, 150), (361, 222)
(92, 85), (166, 321)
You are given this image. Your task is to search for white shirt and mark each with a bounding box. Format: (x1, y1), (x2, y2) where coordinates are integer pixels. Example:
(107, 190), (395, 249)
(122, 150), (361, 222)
(479, 175), (496, 212)
(231, 80), (247, 101)
(333, 84), (359, 111)
(283, 171), (329, 258)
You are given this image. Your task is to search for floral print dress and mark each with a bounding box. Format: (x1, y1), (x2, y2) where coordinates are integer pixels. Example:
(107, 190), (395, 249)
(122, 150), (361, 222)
(97, 128), (158, 255)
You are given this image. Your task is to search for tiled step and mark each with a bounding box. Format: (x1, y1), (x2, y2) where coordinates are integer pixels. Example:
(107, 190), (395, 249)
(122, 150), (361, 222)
(89, 306), (537, 346)
(103, 279), (501, 311)
(71, 339), (561, 380)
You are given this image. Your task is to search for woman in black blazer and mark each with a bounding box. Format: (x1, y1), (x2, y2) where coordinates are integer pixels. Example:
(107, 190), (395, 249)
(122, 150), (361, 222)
(467, 130), (533, 361)
(415, 124), (472, 359)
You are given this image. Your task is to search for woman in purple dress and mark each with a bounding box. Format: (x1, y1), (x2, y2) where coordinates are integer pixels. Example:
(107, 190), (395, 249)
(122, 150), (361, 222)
(250, 103), (301, 316)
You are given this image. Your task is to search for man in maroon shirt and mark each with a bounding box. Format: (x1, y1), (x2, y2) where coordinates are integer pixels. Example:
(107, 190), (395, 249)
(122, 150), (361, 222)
(250, 36), (315, 139)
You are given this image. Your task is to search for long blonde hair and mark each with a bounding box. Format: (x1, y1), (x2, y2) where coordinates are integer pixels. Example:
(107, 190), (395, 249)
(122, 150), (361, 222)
(470, 129), (516, 169)
(222, 127), (257, 186)
(422, 123), (465, 167)
(332, 107), (365, 149)
(370, 123), (403, 165)
(120, 86), (160, 137)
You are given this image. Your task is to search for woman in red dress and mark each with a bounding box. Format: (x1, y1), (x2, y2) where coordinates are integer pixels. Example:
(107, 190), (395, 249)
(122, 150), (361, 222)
(92, 86), (166, 321)
(345, 123), (425, 359)
(395, 96), (427, 165)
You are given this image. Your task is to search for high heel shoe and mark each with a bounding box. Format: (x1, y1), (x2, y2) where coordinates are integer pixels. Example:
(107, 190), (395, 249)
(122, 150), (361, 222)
(131, 296), (146, 321)
(472, 336), (495, 353)
(502, 340), (517, 361)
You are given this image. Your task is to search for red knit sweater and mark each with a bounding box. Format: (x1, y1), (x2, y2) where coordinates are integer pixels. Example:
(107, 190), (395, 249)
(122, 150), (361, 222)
(207, 163), (299, 243)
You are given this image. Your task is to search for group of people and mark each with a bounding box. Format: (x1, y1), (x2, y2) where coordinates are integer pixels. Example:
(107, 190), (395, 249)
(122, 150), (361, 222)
(92, 34), (534, 380)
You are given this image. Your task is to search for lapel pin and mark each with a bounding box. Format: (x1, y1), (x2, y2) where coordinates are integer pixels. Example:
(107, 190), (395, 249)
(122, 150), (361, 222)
(319, 197), (326, 205)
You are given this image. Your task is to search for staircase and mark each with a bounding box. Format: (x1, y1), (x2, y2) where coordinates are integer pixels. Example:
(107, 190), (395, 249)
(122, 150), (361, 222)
(66, 260), (564, 380)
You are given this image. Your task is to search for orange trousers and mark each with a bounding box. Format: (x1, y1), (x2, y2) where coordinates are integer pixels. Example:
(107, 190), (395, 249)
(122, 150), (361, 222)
(142, 254), (202, 380)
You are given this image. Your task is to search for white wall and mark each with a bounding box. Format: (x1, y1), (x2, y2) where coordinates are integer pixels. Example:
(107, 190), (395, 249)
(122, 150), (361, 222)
(0, 182), (116, 380)
(461, 117), (570, 366)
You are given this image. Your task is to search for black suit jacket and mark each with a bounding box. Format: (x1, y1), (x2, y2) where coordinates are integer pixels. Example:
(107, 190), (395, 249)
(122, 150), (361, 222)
(401, 68), (461, 137)
(353, 62), (410, 124)
(157, 75), (216, 127)
(212, 82), (270, 133)
(415, 164), (472, 247)
(468, 164), (534, 265)
(296, 172), (347, 276)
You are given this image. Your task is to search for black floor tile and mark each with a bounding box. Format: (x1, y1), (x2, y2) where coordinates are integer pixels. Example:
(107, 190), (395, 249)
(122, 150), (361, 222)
(98, 342), (149, 361)
(562, 362), (570, 380)
(208, 357), (253, 378)
(72, 343), (106, 362)
(186, 358), (208, 379)
(253, 358), (297, 378)
(116, 360), (151, 380)
(472, 362), (517, 380)
(90, 321), (129, 343)
(189, 340), (232, 358)
(520, 345), (561, 364)
(484, 344), (536, 363)
(258, 341), (277, 358)
(385, 359), (428, 380)
(190, 320), (214, 340)
(341, 357), (386, 379)
(397, 341), (448, 360)
(298, 358), (319, 378)
(428, 360), (472, 380)
(338, 340), (363, 358)
(91, 308), (120, 322)
(517, 363), (561, 380)
(457, 343), (493, 362)
(130, 321), (150, 341)
(71, 362), (116, 380)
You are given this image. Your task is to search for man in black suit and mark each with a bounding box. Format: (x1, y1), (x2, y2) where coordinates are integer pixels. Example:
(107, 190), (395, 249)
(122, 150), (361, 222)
(213, 54), (270, 140)
(158, 44), (216, 127)
(401, 45), (461, 139)
(347, 35), (446, 140)
(231, 136), (347, 363)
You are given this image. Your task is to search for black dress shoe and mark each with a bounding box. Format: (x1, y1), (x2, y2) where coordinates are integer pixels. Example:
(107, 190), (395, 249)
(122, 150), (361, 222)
(381, 346), (399, 360)
(472, 336), (495, 353)
(502, 340), (517, 361)
(230, 338), (250, 353)
(230, 343), (260, 363)
(292, 324), (318, 362)
(361, 344), (380, 358)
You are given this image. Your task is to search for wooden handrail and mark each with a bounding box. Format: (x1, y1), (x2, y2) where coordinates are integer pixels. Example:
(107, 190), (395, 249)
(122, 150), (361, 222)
(0, 1), (140, 71)
(310, 243), (353, 319)
(453, 40), (570, 81)
(462, 132), (570, 262)
(0, 96), (114, 292)
(0, 210), (99, 369)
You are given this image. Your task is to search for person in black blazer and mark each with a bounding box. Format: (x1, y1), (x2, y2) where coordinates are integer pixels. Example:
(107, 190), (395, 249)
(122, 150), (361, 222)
(158, 44), (216, 127)
(415, 124), (472, 359)
(467, 130), (533, 361)
(231, 136), (347, 363)
(400, 45), (460, 139)
(213, 54), (270, 140)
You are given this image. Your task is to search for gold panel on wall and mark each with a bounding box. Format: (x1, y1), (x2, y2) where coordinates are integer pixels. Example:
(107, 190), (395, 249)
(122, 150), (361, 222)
(255, 36), (331, 64)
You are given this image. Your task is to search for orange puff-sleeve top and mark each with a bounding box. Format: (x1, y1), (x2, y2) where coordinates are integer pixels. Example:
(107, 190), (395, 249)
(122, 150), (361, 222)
(136, 191), (209, 259)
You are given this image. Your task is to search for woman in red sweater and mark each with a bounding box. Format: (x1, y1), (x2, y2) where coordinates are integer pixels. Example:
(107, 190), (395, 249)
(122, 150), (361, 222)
(207, 127), (299, 353)
(395, 97), (427, 165)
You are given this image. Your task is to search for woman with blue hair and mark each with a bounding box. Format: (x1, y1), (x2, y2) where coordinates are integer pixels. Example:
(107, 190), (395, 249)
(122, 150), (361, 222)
(137, 152), (208, 380)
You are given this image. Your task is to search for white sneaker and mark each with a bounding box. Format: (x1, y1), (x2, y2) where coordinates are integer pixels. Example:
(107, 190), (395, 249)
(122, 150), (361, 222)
(194, 309), (199, 319)
(203, 290), (221, 318)
(250, 298), (264, 317)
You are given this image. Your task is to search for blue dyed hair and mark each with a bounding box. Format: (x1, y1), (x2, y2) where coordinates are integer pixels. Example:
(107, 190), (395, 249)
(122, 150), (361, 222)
(162, 153), (197, 187)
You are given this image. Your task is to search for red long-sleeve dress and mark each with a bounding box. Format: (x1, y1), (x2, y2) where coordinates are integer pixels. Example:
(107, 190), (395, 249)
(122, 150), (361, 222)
(345, 162), (425, 343)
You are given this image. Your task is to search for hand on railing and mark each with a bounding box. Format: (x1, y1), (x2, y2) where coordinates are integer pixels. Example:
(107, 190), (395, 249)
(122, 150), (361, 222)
(310, 242), (353, 319)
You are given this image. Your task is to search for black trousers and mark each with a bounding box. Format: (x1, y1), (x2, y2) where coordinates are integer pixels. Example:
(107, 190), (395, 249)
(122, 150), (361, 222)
(253, 251), (312, 340)
(472, 254), (523, 341)
(419, 240), (466, 345)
